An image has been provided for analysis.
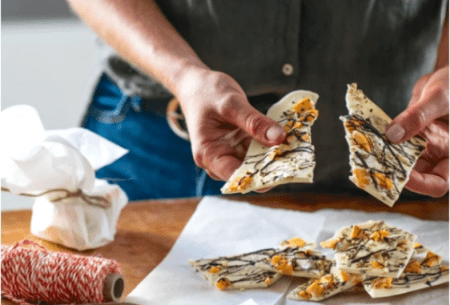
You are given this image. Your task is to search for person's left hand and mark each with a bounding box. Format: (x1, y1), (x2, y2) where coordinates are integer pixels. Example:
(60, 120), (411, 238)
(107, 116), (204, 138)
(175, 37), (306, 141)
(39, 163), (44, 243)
(385, 66), (449, 197)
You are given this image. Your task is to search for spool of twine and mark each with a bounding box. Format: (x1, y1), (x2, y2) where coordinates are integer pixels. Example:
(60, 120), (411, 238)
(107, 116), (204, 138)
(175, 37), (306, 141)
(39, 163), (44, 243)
(1, 240), (125, 305)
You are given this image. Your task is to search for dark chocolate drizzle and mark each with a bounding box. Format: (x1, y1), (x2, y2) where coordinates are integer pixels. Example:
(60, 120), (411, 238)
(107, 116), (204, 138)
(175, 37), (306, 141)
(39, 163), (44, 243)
(364, 265), (448, 290)
(239, 107), (316, 184)
(342, 114), (426, 199)
(334, 222), (415, 273)
(192, 248), (278, 285)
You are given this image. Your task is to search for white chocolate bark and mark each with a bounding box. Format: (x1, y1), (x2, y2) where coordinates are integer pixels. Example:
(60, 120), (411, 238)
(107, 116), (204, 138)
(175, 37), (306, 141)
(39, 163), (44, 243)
(363, 253), (449, 298)
(221, 90), (319, 194)
(288, 267), (363, 301)
(257, 240), (333, 278)
(189, 248), (282, 290)
(321, 220), (416, 278)
(341, 83), (426, 207)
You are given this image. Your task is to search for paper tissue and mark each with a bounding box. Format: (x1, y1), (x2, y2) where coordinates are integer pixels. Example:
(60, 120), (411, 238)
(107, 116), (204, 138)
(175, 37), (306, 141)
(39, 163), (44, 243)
(1, 105), (129, 250)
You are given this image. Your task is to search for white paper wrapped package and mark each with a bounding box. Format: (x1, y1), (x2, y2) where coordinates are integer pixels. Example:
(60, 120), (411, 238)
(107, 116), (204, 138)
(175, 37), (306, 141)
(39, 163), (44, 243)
(31, 179), (128, 251)
(1, 105), (129, 250)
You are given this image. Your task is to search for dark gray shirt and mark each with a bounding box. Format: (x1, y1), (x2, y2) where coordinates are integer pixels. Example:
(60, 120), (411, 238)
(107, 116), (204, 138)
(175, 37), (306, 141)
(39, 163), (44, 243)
(101, 0), (447, 190)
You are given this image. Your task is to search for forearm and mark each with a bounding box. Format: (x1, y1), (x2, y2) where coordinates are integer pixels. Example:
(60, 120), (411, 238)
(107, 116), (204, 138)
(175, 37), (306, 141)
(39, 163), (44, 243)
(66, 0), (209, 96)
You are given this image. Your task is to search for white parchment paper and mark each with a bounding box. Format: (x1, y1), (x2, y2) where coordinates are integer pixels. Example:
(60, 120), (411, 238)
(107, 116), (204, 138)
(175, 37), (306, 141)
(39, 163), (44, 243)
(126, 196), (449, 305)
(1, 105), (129, 250)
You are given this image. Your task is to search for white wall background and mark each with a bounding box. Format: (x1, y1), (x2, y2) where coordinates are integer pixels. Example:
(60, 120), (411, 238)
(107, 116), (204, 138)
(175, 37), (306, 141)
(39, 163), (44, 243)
(2, 2), (100, 210)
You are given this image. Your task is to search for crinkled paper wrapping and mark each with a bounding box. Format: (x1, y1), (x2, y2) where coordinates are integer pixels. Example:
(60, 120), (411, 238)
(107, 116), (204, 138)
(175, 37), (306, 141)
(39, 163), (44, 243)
(1, 105), (129, 250)
(126, 197), (449, 305)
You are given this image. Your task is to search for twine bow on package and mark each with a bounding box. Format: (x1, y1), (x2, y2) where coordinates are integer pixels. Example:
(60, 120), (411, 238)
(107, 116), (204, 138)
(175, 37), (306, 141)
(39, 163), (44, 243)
(0, 105), (129, 251)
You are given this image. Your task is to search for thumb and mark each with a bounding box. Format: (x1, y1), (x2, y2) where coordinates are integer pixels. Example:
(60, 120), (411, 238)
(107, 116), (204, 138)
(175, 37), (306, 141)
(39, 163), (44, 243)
(385, 78), (449, 143)
(232, 103), (286, 146)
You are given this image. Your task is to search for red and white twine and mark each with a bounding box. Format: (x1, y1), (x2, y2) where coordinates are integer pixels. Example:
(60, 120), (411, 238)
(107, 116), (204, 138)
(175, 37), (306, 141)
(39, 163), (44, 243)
(1, 240), (122, 305)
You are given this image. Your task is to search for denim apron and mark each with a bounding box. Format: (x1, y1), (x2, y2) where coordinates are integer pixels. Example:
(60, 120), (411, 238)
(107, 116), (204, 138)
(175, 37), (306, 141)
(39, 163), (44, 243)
(82, 74), (226, 200)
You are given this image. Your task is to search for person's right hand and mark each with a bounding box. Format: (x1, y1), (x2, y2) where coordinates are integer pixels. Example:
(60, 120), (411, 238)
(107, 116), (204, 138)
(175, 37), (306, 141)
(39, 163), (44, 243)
(175, 68), (286, 181)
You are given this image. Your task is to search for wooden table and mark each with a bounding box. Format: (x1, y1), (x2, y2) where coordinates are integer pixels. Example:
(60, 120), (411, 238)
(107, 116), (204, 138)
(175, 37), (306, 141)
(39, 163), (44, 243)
(2, 192), (448, 304)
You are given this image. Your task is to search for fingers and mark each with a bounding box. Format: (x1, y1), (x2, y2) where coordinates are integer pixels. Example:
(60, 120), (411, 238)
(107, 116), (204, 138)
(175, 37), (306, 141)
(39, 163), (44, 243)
(207, 154), (243, 181)
(405, 158), (449, 197)
(386, 68), (449, 143)
(223, 100), (286, 147)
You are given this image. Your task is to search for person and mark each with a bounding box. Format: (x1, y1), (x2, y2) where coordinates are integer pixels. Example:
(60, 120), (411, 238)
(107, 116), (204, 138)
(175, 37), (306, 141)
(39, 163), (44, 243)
(66, 0), (449, 201)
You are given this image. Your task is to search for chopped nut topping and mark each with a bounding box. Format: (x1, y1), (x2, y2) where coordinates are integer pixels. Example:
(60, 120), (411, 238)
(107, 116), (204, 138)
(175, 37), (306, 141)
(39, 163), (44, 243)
(298, 290), (312, 300)
(422, 251), (441, 267)
(216, 278), (232, 290)
(404, 260), (422, 273)
(306, 279), (324, 296)
(372, 277), (393, 289)
(320, 238), (339, 249)
(209, 266), (221, 274)
(413, 242), (422, 249)
(351, 225), (365, 239)
(271, 255), (294, 275)
(282, 237), (306, 248)
(264, 277), (272, 286)
(352, 130), (373, 152)
(353, 168), (370, 189)
(370, 261), (385, 269)
(293, 97), (313, 114)
(372, 172), (393, 190)
(370, 230), (390, 242)
(229, 175), (253, 192)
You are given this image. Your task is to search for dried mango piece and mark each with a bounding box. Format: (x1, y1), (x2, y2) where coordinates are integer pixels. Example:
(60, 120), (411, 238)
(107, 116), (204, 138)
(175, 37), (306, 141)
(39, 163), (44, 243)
(271, 255), (294, 275)
(372, 277), (393, 289)
(228, 175), (253, 192)
(413, 242), (422, 249)
(351, 225), (365, 239)
(339, 270), (351, 282)
(404, 260), (422, 273)
(306, 279), (324, 297)
(293, 97), (313, 113)
(293, 121), (303, 129)
(352, 130), (373, 152)
(370, 261), (385, 269)
(209, 266), (221, 273)
(216, 278), (232, 290)
(422, 251), (441, 267)
(320, 238), (339, 249)
(353, 169), (370, 189)
(319, 274), (334, 289)
(298, 290), (312, 300)
(370, 230), (389, 242)
(372, 172), (393, 190)
(282, 237), (306, 248)
(305, 108), (319, 122)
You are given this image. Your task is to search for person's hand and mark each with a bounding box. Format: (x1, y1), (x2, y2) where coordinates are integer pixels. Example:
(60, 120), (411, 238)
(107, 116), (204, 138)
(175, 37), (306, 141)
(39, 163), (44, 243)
(385, 66), (449, 197)
(175, 68), (286, 181)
